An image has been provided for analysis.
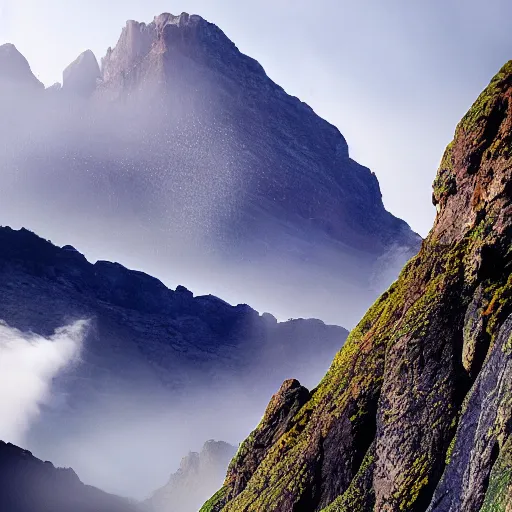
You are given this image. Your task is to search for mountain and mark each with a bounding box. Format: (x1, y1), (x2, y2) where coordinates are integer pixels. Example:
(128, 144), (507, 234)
(62, 49), (101, 96)
(200, 62), (512, 511)
(0, 12), (420, 326)
(147, 440), (236, 512)
(0, 43), (43, 92)
(0, 440), (136, 512)
(0, 225), (347, 497)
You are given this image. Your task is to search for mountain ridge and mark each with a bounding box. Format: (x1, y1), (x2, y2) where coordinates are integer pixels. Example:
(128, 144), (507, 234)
(0, 11), (420, 326)
(0, 440), (136, 512)
(0, 224), (347, 497)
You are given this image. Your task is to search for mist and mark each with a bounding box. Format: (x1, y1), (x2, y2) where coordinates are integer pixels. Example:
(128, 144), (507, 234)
(0, 319), (88, 445)
(24, 314), (340, 500)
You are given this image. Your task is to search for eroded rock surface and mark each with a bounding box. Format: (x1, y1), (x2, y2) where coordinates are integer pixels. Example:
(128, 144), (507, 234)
(201, 61), (512, 511)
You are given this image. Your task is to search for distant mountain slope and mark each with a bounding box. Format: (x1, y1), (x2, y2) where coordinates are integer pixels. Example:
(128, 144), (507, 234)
(200, 61), (512, 512)
(0, 12), (420, 326)
(0, 441), (135, 512)
(147, 440), (236, 512)
(0, 43), (43, 91)
(0, 226), (347, 497)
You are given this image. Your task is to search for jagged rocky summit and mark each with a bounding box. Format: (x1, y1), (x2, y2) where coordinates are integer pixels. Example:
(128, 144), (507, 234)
(0, 12), (420, 326)
(147, 440), (236, 512)
(200, 62), (512, 511)
(0, 441), (136, 512)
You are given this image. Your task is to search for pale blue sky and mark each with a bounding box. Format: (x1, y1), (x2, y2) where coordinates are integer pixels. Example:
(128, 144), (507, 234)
(1, 0), (511, 236)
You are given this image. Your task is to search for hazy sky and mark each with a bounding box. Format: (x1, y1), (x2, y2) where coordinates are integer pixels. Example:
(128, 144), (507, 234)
(0, 0), (510, 236)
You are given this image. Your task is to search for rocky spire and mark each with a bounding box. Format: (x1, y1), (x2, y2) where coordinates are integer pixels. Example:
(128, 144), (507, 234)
(99, 12), (235, 88)
(0, 43), (44, 91)
(101, 19), (157, 83)
(62, 49), (101, 96)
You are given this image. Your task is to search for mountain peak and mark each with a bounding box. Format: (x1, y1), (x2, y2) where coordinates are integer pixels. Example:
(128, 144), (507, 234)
(153, 11), (194, 27)
(100, 11), (239, 88)
(0, 440), (136, 512)
(149, 440), (236, 512)
(432, 60), (512, 245)
(62, 49), (101, 95)
(0, 43), (44, 90)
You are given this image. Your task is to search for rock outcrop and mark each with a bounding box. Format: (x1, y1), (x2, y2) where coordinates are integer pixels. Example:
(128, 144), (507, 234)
(0, 441), (136, 512)
(200, 61), (512, 511)
(147, 440), (236, 512)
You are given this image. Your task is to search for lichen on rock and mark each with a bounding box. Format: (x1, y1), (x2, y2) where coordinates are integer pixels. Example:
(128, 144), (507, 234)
(201, 59), (512, 511)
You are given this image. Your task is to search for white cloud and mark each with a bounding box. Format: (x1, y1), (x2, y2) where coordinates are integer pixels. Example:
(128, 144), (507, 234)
(0, 319), (88, 445)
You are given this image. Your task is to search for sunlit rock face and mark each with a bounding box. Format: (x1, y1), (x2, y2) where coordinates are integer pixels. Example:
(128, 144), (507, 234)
(0, 12), (420, 326)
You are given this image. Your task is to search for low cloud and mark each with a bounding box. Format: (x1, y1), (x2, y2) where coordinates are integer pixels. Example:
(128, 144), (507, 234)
(0, 319), (88, 445)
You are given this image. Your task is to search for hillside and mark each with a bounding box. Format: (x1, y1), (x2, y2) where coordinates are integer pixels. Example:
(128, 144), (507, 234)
(0, 441), (136, 512)
(147, 440), (236, 512)
(201, 61), (512, 511)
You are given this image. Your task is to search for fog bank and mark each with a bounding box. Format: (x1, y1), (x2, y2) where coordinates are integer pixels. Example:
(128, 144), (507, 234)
(0, 319), (88, 444)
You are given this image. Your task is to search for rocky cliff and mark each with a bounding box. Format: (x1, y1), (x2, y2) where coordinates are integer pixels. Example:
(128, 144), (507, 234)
(0, 12), (420, 326)
(147, 440), (236, 512)
(0, 441), (136, 512)
(200, 61), (512, 511)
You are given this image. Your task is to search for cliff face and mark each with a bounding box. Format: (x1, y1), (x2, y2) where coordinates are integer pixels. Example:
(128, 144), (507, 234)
(0, 441), (135, 512)
(0, 13), (420, 326)
(201, 61), (512, 512)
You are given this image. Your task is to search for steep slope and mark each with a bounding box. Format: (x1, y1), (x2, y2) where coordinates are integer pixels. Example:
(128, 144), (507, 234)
(0, 226), (346, 497)
(0, 441), (136, 512)
(0, 13), (420, 326)
(147, 440), (236, 512)
(97, 12), (415, 249)
(201, 61), (512, 512)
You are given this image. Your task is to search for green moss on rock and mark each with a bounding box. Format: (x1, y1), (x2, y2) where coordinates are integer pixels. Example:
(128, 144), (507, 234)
(202, 58), (512, 512)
